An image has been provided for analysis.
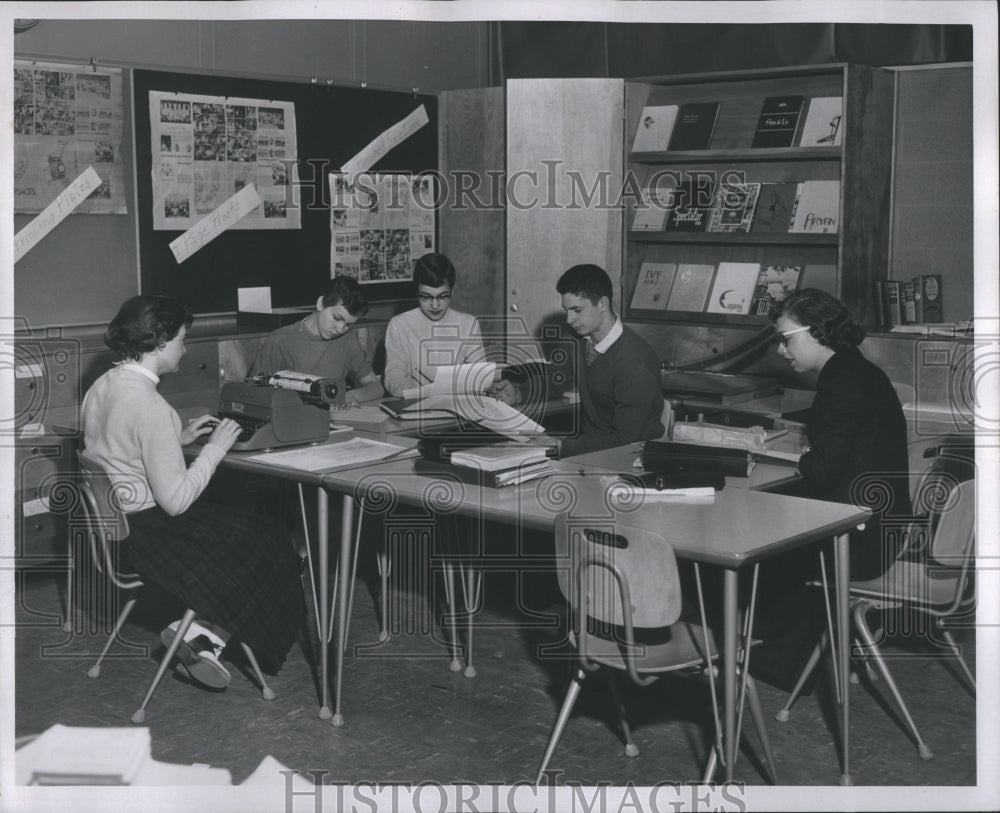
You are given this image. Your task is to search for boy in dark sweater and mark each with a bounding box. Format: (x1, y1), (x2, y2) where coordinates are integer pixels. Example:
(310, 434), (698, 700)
(554, 264), (665, 457)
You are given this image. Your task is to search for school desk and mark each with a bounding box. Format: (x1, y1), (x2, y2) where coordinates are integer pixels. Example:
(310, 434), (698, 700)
(319, 451), (869, 784)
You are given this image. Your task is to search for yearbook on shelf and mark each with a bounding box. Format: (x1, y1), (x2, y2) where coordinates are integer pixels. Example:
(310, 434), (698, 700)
(706, 182), (761, 232)
(751, 95), (804, 148)
(750, 182), (798, 233)
(750, 265), (802, 316)
(631, 104), (679, 152)
(798, 96), (843, 147)
(667, 102), (720, 151)
(666, 179), (715, 232)
(630, 262), (677, 311)
(788, 180), (840, 233)
(665, 263), (715, 312)
(705, 262), (760, 316)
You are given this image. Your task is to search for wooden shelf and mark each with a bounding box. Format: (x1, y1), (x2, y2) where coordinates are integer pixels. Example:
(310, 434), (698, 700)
(628, 231), (839, 246)
(629, 147), (841, 164)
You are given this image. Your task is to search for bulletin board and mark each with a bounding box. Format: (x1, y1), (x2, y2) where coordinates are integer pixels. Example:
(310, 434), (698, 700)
(133, 69), (439, 313)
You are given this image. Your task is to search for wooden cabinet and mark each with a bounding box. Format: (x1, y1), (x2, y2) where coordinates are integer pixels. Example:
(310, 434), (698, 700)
(622, 64), (895, 331)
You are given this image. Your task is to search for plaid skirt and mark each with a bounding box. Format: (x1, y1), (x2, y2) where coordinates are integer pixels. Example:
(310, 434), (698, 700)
(122, 498), (305, 674)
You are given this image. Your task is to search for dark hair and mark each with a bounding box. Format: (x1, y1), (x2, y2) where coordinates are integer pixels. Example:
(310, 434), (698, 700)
(413, 252), (456, 289)
(323, 275), (369, 317)
(556, 264), (614, 307)
(104, 295), (193, 362)
(770, 288), (866, 353)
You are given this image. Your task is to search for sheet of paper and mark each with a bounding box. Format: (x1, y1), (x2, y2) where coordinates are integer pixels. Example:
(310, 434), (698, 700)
(340, 105), (429, 176)
(14, 166), (102, 262)
(169, 183), (261, 263)
(238, 286), (272, 312)
(416, 394), (546, 440)
(422, 362), (497, 397)
(245, 437), (414, 472)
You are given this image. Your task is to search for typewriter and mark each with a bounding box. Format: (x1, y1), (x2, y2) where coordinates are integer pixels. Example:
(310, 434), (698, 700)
(217, 380), (331, 452)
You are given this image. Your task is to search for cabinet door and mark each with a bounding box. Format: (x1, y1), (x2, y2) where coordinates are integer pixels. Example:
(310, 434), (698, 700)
(506, 78), (625, 340)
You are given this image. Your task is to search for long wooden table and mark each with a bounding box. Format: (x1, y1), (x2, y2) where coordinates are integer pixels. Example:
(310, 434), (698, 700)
(319, 450), (868, 784)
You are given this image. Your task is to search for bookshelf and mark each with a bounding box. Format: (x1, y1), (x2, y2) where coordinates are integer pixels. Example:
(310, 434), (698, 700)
(622, 64), (895, 330)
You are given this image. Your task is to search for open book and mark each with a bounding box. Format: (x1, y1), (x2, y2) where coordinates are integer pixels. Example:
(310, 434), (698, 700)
(402, 362), (498, 399)
(383, 394), (546, 441)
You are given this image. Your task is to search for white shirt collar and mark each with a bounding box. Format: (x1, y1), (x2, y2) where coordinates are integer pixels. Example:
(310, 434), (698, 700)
(590, 318), (623, 355)
(118, 361), (160, 385)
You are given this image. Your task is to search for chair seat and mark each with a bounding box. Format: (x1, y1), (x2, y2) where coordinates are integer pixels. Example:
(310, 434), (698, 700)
(849, 560), (963, 608)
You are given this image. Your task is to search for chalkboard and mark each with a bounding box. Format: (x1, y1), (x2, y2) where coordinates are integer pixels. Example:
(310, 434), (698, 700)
(133, 69), (439, 314)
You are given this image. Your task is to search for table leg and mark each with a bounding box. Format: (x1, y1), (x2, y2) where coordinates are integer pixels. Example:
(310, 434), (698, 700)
(722, 568), (738, 782)
(317, 487), (331, 720)
(332, 493), (353, 727)
(835, 531), (852, 785)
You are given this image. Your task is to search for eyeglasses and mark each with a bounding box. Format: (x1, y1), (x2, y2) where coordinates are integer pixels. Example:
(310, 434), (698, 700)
(777, 325), (811, 346)
(418, 292), (452, 305)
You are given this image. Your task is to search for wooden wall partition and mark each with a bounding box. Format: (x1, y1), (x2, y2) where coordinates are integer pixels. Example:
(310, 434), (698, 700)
(437, 87), (506, 331)
(505, 78), (625, 341)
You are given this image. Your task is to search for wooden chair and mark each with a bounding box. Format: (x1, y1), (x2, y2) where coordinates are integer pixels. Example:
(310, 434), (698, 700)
(537, 511), (776, 784)
(76, 452), (275, 723)
(775, 477), (976, 760)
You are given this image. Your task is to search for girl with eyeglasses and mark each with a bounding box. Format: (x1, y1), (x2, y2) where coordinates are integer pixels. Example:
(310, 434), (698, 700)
(383, 252), (485, 397)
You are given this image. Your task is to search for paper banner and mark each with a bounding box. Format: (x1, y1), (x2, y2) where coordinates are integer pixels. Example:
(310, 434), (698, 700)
(340, 106), (429, 177)
(13, 166), (102, 262)
(168, 183), (261, 263)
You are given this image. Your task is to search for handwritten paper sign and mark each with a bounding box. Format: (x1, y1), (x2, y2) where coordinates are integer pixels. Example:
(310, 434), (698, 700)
(168, 183), (261, 263)
(340, 105), (429, 177)
(13, 166), (102, 262)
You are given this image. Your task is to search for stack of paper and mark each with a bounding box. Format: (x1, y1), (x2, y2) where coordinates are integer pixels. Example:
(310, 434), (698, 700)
(450, 443), (550, 471)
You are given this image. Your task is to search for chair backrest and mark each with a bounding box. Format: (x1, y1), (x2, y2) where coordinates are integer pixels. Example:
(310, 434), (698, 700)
(76, 452), (133, 582)
(553, 511), (682, 630)
(930, 477), (975, 565)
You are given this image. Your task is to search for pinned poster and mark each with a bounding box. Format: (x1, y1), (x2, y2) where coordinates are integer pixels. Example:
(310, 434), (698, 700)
(14, 166), (102, 262)
(340, 106), (429, 177)
(169, 183), (261, 263)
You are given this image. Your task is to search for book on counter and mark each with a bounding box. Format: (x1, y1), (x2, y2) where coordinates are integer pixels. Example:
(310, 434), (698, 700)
(706, 181), (761, 232)
(880, 280), (904, 327)
(750, 265), (802, 316)
(449, 443), (550, 472)
(902, 280), (918, 324)
(667, 101), (720, 151)
(751, 95), (805, 148)
(641, 440), (756, 478)
(750, 182), (798, 233)
(665, 263), (715, 312)
(798, 96), (843, 147)
(413, 456), (556, 488)
(704, 261), (760, 316)
(788, 180), (840, 233)
(631, 104), (680, 152)
(630, 262), (677, 310)
(665, 178), (715, 232)
(916, 274), (944, 322)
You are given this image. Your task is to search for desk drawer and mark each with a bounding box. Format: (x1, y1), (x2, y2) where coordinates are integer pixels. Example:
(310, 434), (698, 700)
(16, 499), (67, 560)
(13, 337), (81, 418)
(159, 341), (220, 395)
(14, 438), (75, 493)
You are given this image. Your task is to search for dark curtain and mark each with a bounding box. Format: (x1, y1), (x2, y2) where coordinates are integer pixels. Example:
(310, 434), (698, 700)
(498, 22), (972, 81)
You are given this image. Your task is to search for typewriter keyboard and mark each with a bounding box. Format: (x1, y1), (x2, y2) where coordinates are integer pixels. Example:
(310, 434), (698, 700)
(220, 414), (267, 442)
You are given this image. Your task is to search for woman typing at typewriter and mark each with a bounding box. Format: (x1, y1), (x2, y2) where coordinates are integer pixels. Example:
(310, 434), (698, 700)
(81, 295), (305, 690)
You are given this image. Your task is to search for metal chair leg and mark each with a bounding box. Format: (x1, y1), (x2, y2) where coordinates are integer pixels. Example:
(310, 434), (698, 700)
(939, 628), (976, 692)
(63, 532), (75, 632)
(240, 642), (275, 700)
(132, 608), (197, 724)
(852, 601), (933, 760)
(88, 593), (140, 679)
(775, 630), (828, 722)
(536, 669), (585, 784)
(606, 672), (638, 757)
(745, 676), (777, 784)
